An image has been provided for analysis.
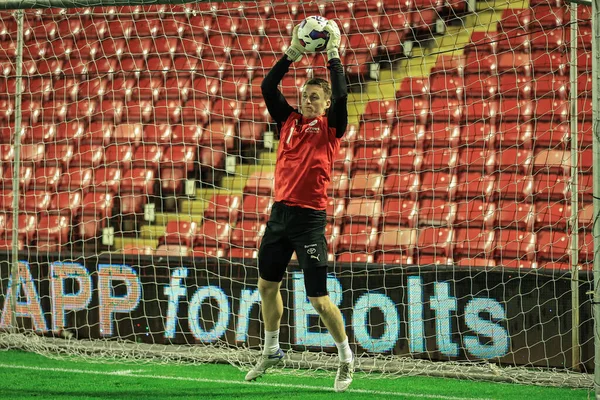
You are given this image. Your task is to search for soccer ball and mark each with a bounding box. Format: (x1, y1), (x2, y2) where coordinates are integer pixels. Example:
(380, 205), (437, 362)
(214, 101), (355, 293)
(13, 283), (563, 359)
(297, 15), (330, 53)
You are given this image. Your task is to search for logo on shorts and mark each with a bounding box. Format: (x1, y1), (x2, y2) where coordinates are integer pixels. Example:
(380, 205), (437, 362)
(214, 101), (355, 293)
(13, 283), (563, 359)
(310, 254), (321, 262)
(307, 248), (317, 255)
(304, 244), (317, 249)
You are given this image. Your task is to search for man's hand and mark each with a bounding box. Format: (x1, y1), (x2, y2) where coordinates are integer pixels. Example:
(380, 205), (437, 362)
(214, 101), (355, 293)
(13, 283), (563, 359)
(285, 24), (305, 62)
(324, 20), (341, 61)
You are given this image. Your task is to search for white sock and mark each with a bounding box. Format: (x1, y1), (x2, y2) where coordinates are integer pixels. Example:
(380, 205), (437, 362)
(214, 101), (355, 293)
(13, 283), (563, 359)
(263, 329), (280, 355)
(335, 338), (353, 363)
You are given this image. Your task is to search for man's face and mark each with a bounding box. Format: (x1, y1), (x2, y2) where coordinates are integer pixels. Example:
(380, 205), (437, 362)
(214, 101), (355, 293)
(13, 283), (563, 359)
(300, 84), (331, 119)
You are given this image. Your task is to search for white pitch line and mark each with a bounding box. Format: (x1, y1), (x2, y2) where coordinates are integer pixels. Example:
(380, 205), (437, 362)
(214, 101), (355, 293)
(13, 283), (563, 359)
(0, 363), (495, 400)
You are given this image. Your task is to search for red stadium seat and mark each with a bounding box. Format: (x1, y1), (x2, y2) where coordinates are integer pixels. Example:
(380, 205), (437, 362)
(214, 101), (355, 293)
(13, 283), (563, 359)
(496, 173), (534, 201)
(155, 244), (190, 257)
(349, 172), (384, 197)
(534, 173), (569, 200)
(230, 221), (266, 249)
(244, 171), (274, 196)
(0, 165), (33, 191)
(201, 121), (236, 150)
(496, 201), (534, 230)
(71, 144), (104, 168)
(416, 227), (453, 259)
(457, 148), (496, 174)
(162, 220), (198, 247)
(383, 172), (420, 199)
(329, 172), (350, 198)
(93, 167), (122, 193)
(537, 231), (569, 262)
(195, 220), (232, 248)
(132, 144), (163, 169)
(104, 144), (134, 168)
(419, 172), (457, 200)
(453, 228), (495, 258)
(377, 227), (417, 256)
(59, 167), (93, 192)
(32, 166), (62, 191)
(338, 223), (378, 253)
(344, 198), (382, 227)
(121, 168), (156, 195)
(421, 147), (458, 172)
(454, 199), (495, 229)
(22, 190), (52, 212)
(204, 194), (242, 223)
(36, 214), (70, 250)
(418, 199), (457, 227)
(383, 198), (417, 227)
(241, 194), (273, 221)
(461, 122), (496, 148)
(390, 123), (426, 148)
(534, 201), (570, 231)
(4, 214), (38, 243)
(385, 147), (421, 172)
(326, 198), (346, 224)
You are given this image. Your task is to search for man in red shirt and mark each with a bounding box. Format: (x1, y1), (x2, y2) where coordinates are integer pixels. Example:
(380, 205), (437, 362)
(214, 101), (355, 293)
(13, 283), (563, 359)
(244, 21), (353, 392)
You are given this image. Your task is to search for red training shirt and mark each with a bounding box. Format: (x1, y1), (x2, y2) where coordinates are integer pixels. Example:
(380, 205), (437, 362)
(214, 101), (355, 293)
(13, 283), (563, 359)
(274, 111), (340, 210)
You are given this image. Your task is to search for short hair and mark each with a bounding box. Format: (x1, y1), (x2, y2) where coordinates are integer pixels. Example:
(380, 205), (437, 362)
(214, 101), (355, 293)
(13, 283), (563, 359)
(303, 78), (332, 100)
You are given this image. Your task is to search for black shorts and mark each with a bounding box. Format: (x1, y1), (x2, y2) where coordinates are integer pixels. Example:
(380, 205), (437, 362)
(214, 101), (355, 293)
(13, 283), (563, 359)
(258, 202), (328, 296)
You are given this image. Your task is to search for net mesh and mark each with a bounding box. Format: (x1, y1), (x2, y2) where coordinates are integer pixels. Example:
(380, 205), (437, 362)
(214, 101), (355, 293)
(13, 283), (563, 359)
(0, 0), (595, 389)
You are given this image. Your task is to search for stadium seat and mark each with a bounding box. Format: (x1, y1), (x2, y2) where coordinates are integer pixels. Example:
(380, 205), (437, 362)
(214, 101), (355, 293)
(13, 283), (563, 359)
(29, 124), (56, 143)
(71, 144), (104, 168)
(244, 171), (274, 196)
(376, 227), (417, 257)
(454, 199), (495, 229)
(430, 99), (463, 123)
(195, 220), (232, 248)
(419, 172), (457, 200)
(121, 168), (156, 195)
(229, 220), (265, 248)
(162, 220), (198, 247)
(171, 125), (203, 146)
(418, 199), (457, 227)
(0, 166), (34, 191)
(456, 148), (496, 174)
(204, 194), (242, 223)
(461, 122), (496, 148)
(386, 146), (421, 172)
(201, 121), (236, 150)
(191, 246), (227, 259)
(337, 252), (374, 264)
(180, 98), (212, 125)
(497, 122), (531, 149)
(32, 166), (62, 191)
(416, 227), (454, 260)
(326, 198), (346, 224)
(155, 244), (190, 257)
(534, 173), (569, 201)
(241, 194), (273, 221)
(58, 167), (93, 192)
(396, 98), (429, 124)
(349, 172), (384, 197)
(534, 201), (570, 231)
(383, 198), (417, 227)
(453, 228), (495, 258)
(104, 144), (133, 168)
(362, 100), (397, 124)
(532, 149), (570, 174)
(338, 223), (378, 253)
(0, 190), (17, 211)
(22, 190), (52, 212)
(496, 148), (533, 174)
(383, 172), (420, 199)
(228, 247), (259, 260)
(4, 213), (38, 243)
(421, 147), (458, 171)
(579, 203), (593, 231)
(464, 74), (498, 99)
(355, 121), (391, 147)
(464, 98), (499, 123)
(496, 201), (534, 230)
(397, 77), (430, 99)
(496, 173), (534, 201)
(390, 123), (426, 149)
(93, 167), (122, 193)
(132, 144), (163, 169)
(36, 214), (70, 251)
(329, 172), (350, 198)
(344, 198), (382, 227)
(537, 230), (569, 262)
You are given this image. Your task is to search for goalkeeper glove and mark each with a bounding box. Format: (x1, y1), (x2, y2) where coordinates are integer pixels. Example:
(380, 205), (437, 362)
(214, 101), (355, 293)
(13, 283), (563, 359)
(324, 20), (341, 61)
(285, 24), (305, 62)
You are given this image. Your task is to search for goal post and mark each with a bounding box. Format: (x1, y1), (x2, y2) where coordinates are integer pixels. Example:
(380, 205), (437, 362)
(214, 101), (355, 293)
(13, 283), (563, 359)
(0, 0), (597, 391)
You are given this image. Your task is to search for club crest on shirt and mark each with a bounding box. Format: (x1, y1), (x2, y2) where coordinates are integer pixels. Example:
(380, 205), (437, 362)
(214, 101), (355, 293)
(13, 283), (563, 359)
(308, 119), (319, 126)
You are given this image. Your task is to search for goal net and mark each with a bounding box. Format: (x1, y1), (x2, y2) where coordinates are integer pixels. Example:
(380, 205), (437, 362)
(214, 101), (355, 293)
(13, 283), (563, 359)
(0, 0), (595, 389)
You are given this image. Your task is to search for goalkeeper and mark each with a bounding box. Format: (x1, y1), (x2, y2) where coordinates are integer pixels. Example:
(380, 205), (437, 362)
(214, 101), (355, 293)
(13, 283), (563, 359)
(244, 21), (353, 392)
